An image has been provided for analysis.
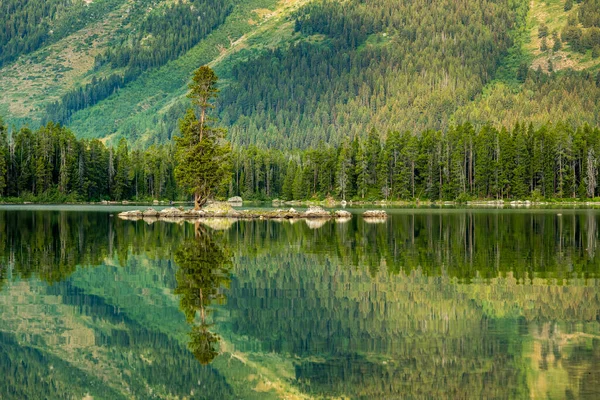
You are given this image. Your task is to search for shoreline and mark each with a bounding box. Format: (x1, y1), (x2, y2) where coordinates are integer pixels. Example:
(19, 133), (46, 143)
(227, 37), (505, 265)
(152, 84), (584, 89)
(4, 199), (600, 208)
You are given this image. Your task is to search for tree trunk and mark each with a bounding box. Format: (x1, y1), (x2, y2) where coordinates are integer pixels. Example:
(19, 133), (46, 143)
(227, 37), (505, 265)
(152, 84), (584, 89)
(194, 192), (208, 210)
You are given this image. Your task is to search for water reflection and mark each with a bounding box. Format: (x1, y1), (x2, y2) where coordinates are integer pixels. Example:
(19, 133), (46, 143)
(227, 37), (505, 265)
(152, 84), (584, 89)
(0, 208), (599, 398)
(174, 223), (232, 365)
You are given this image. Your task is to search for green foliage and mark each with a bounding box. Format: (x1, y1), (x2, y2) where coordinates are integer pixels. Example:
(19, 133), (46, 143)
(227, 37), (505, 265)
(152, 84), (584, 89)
(0, 331), (127, 399)
(6, 0), (600, 152)
(456, 69), (600, 128)
(229, 120), (600, 201)
(0, 121), (177, 202)
(43, 0), (232, 126)
(565, 0), (574, 11)
(579, 0), (600, 27)
(553, 31), (563, 51)
(0, 0), (123, 68)
(175, 67), (232, 208)
(541, 36), (549, 51)
(220, 0), (527, 148)
(95, 0), (232, 72)
(0, 118), (7, 196)
(174, 228), (232, 364)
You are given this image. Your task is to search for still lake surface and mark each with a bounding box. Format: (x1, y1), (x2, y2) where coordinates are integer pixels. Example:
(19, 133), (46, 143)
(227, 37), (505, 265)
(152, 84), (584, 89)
(1, 205), (600, 399)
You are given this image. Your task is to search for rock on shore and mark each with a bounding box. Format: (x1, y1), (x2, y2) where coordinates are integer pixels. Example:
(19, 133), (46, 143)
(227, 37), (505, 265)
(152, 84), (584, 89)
(363, 210), (388, 218)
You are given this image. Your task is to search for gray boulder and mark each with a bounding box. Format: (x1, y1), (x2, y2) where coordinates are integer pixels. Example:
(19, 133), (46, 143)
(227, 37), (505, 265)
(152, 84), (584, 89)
(143, 208), (159, 217)
(334, 210), (352, 218)
(363, 210), (387, 218)
(303, 206), (331, 218)
(118, 210), (143, 218)
(159, 207), (183, 217)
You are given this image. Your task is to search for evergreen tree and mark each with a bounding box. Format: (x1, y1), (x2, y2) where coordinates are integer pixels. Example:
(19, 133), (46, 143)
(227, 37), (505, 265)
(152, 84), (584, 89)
(355, 139), (369, 199)
(113, 138), (130, 200)
(565, 0), (573, 11)
(292, 164), (306, 200)
(175, 67), (232, 209)
(0, 119), (7, 196)
(282, 161), (297, 200)
(336, 140), (352, 201)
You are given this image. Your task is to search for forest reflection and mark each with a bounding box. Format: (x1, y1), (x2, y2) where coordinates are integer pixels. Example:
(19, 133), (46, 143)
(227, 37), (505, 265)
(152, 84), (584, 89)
(2, 208), (600, 288)
(0, 208), (600, 398)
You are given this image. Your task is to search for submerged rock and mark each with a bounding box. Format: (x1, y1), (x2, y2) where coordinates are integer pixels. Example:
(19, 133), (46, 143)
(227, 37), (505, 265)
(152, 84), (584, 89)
(363, 210), (387, 218)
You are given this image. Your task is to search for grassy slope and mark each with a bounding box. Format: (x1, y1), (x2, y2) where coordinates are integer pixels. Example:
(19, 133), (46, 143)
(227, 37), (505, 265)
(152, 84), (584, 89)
(453, 0), (600, 126)
(66, 0), (310, 144)
(0, 0), (130, 128)
(527, 0), (600, 72)
(3, 0), (600, 142)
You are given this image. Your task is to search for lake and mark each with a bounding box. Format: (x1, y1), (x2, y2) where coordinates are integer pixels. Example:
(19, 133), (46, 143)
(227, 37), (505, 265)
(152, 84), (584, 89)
(0, 206), (599, 399)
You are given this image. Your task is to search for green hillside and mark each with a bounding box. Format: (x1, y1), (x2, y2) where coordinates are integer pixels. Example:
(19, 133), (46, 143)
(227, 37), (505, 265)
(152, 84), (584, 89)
(2, 0), (600, 147)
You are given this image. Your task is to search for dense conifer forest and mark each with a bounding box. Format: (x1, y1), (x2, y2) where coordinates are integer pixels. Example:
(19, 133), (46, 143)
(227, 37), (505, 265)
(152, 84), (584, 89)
(4, 117), (600, 202)
(221, 0), (526, 147)
(5, 0), (600, 147)
(4, 0), (600, 202)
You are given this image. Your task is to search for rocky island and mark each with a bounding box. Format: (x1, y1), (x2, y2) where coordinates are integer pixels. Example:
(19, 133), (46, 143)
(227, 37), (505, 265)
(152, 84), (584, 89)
(118, 204), (387, 222)
(118, 204), (353, 221)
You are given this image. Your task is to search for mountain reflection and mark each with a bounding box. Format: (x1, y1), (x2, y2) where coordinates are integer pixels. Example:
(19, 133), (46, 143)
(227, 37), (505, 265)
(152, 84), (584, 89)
(0, 208), (599, 398)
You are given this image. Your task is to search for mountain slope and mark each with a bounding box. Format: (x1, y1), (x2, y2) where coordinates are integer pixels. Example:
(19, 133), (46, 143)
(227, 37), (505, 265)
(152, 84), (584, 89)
(2, 0), (600, 148)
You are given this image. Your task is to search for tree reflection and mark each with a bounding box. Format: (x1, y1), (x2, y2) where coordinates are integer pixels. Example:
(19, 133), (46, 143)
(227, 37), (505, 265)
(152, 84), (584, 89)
(174, 223), (232, 365)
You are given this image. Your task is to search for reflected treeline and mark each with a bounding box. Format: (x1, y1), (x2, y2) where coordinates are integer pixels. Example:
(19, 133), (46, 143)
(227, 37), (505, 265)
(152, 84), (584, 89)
(226, 210), (600, 279)
(224, 252), (600, 398)
(3, 209), (600, 289)
(0, 330), (127, 400)
(45, 280), (234, 398)
(0, 210), (234, 365)
(1, 209), (600, 397)
(174, 224), (232, 365)
(0, 210), (198, 289)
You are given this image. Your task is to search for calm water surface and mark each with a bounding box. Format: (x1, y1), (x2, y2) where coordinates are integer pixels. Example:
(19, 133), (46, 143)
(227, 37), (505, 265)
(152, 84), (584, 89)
(1, 206), (600, 399)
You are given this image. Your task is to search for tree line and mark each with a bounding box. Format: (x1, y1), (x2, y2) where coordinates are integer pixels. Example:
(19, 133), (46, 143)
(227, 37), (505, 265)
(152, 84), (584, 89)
(0, 118), (177, 202)
(231, 121), (600, 202)
(5, 116), (600, 202)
